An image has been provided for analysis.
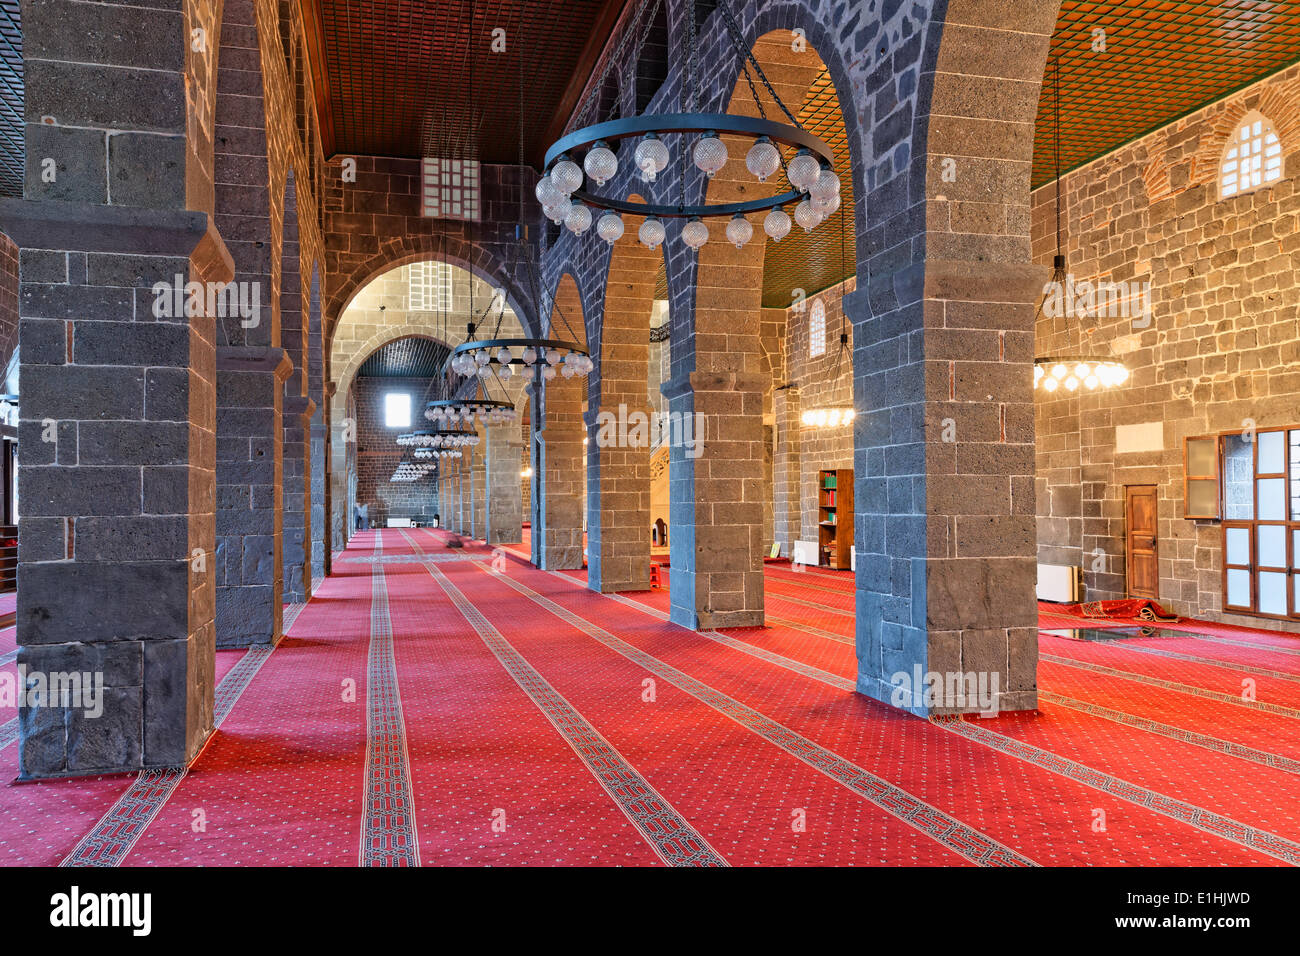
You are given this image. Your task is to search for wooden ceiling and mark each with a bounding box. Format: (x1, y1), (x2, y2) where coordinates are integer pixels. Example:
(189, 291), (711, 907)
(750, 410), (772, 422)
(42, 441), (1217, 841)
(303, 0), (627, 163)
(298, 2), (1300, 305)
(760, 0), (1300, 306)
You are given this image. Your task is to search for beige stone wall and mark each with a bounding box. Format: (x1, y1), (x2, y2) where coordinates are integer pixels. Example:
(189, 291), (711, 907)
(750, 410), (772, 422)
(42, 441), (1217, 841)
(1033, 62), (1300, 631)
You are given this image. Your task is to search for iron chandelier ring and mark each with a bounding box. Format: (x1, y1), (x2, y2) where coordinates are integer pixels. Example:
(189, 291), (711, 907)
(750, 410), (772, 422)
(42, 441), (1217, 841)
(445, 338), (590, 373)
(425, 398), (517, 413)
(544, 113), (836, 220)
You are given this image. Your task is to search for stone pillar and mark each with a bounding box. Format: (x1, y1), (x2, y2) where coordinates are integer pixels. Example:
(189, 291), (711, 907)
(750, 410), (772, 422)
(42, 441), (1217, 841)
(848, 263), (1039, 716)
(1, 202), (230, 777)
(470, 425), (487, 541)
(587, 401), (652, 592)
(772, 385), (802, 557)
(282, 394), (314, 603)
(485, 420), (523, 544)
(453, 456), (467, 535)
(310, 386), (329, 580)
(215, 347), (290, 648)
(533, 375), (585, 569)
(666, 371), (767, 629)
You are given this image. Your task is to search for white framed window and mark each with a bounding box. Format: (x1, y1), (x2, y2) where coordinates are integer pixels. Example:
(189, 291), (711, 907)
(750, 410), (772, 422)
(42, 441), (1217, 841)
(809, 299), (826, 358)
(1220, 111), (1283, 199)
(408, 260), (452, 313)
(422, 157), (481, 220)
(384, 392), (411, 429)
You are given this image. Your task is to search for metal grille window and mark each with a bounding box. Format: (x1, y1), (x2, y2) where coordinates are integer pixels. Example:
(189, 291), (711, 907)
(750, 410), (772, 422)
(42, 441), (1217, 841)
(408, 261), (452, 313)
(809, 299), (826, 358)
(422, 158), (480, 220)
(1220, 112), (1283, 198)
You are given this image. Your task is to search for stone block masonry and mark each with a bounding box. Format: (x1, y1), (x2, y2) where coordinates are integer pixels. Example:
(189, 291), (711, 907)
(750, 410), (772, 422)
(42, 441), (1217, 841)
(1, 200), (232, 776)
(1032, 61), (1300, 633)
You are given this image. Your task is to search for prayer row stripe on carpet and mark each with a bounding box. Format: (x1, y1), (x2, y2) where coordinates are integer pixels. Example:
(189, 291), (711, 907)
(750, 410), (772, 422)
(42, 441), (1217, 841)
(59, 643), (278, 868)
(485, 564), (1036, 867)
(359, 540), (420, 866)
(404, 534), (726, 867)
(547, 569), (1299, 866)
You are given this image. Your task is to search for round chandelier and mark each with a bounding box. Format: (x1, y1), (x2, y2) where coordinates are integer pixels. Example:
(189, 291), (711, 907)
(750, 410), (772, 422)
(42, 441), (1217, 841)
(391, 460), (437, 482)
(396, 429), (480, 450)
(446, 337), (593, 382)
(1034, 357), (1129, 393)
(426, 398), (518, 427)
(801, 406), (856, 429)
(537, 0), (840, 252)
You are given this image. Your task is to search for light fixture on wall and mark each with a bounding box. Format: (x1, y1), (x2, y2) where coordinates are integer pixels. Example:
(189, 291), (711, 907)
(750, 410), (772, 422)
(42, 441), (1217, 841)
(801, 406), (855, 428)
(538, 0), (839, 252)
(1033, 56), (1128, 394)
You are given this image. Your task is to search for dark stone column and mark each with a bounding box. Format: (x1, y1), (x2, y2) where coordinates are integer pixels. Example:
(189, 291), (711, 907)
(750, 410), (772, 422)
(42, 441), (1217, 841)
(215, 347), (290, 648)
(310, 385), (330, 581)
(469, 425), (487, 541)
(0, 200), (230, 777)
(848, 262), (1039, 715)
(282, 394), (314, 603)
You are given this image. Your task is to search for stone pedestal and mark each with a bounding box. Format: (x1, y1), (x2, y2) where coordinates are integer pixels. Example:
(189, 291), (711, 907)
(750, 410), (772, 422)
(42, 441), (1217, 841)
(0, 199), (229, 777)
(586, 403), (651, 593)
(485, 421), (523, 544)
(665, 370), (767, 629)
(215, 346), (290, 648)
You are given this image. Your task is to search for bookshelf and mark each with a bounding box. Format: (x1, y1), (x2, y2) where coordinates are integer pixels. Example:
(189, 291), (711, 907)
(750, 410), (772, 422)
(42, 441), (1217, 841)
(817, 468), (854, 569)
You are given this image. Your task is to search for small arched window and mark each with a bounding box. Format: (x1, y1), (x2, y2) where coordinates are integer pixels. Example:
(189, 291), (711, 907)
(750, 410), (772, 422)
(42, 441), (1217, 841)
(809, 299), (826, 358)
(1220, 111), (1284, 198)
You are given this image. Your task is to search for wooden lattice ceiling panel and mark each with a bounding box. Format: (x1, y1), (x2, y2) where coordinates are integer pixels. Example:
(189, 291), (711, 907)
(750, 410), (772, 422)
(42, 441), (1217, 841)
(1038, 0), (1300, 189)
(304, 0), (624, 162)
(760, 67), (854, 309)
(760, 1), (1300, 305)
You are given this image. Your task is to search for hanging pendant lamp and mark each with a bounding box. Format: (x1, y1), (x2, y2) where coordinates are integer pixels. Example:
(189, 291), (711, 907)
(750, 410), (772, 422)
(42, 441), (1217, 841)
(1033, 56), (1128, 394)
(539, 0), (839, 252)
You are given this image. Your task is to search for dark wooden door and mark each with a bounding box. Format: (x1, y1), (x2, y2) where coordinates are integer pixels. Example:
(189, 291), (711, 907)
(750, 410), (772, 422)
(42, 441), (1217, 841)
(1125, 485), (1159, 599)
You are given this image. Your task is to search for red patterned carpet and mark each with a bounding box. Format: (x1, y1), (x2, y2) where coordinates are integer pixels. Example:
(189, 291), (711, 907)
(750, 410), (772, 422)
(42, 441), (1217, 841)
(0, 530), (1297, 866)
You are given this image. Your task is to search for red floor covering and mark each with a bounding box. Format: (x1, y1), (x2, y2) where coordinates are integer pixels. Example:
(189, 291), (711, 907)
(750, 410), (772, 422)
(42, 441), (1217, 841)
(0, 529), (1297, 865)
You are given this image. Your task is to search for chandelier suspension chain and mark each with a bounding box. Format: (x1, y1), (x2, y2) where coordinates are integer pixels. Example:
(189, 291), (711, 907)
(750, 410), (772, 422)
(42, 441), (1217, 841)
(717, 0), (800, 127)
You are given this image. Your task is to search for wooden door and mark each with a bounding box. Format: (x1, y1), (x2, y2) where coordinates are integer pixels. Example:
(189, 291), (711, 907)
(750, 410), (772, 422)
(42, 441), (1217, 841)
(1125, 485), (1159, 599)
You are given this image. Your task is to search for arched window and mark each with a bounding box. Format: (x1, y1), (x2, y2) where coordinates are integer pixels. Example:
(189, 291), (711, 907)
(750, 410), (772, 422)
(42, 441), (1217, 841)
(809, 299), (826, 358)
(1220, 111), (1284, 198)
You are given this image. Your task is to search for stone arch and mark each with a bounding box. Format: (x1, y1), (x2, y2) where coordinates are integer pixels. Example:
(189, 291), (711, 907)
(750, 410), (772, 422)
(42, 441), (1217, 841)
(660, 23), (845, 630)
(327, 235), (539, 345)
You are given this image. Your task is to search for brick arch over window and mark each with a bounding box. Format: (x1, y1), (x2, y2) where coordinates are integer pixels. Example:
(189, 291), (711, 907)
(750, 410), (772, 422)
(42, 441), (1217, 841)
(1142, 75), (1300, 204)
(326, 235), (539, 346)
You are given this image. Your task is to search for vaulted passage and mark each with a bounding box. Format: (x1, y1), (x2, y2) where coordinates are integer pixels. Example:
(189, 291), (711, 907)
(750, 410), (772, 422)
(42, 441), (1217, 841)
(0, 0), (1298, 881)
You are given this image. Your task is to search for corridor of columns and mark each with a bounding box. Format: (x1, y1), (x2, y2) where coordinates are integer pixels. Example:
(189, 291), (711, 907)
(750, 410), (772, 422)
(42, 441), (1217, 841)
(0, 0), (1298, 897)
